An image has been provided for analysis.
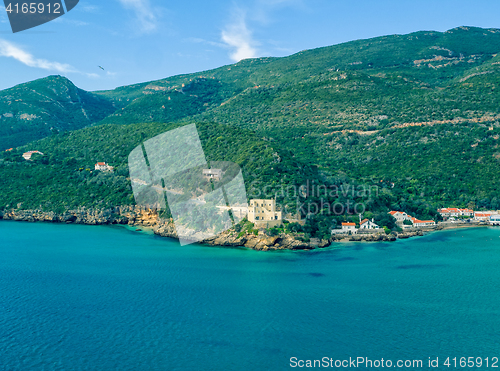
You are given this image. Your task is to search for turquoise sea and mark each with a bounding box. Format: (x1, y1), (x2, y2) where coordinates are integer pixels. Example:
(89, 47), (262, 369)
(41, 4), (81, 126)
(1, 221), (500, 370)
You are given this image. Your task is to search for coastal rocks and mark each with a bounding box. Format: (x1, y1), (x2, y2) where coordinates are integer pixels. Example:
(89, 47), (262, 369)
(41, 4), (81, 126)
(206, 233), (247, 247)
(0, 207), (135, 225)
(0, 206), (423, 251)
(153, 219), (178, 239)
(330, 230), (424, 242)
(396, 230), (424, 239)
(151, 219), (328, 250)
(331, 233), (397, 242)
(122, 207), (159, 227)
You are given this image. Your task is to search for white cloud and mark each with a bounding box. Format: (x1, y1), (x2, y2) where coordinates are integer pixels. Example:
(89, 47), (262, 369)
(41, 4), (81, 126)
(0, 38), (76, 73)
(117, 0), (158, 33)
(221, 10), (258, 62)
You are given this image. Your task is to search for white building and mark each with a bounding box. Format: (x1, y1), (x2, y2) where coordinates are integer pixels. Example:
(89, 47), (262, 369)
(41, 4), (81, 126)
(202, 168), (223, 181)
(390, 211), (435, 228)
(95, 162), (114, 172)
(438, 208), (474, 218)
(22, 150), (43, 160)
(490, 215), (500, 226)
(388, 211), (412, 223)
(411, 218), (436, 228)
(341, 222), (357, 234)
(215, 205), (248, 220)
(359, 218), (380, 230)
(475, 212), (493, 221)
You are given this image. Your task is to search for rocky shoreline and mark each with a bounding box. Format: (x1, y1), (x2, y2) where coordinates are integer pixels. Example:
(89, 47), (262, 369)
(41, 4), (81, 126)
(0, 207), (428, 251)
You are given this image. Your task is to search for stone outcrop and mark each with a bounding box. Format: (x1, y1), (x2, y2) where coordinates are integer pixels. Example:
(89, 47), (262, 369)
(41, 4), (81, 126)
(152, 219), (329, 250)
(0, 207), (425, 250)
(332, 233), (395, 242)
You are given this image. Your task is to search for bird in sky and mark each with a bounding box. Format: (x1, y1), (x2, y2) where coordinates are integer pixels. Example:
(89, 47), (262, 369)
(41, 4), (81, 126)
(98, 66), (105, 70)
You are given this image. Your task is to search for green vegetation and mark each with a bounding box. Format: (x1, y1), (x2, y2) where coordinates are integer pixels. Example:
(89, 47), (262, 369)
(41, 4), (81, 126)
(0, 76), (115, 150)
(1, 26), (500, 240)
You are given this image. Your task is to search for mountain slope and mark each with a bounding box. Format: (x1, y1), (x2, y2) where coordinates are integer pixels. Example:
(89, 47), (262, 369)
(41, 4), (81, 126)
(2, 26), (500, 223)
(0, 75), (116, 150)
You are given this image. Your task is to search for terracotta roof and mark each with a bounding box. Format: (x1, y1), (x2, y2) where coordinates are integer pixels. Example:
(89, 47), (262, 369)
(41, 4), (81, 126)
(412, 218), (434, 224)
(342, 222), (356, 226)
(96, 162), (106, 166)
(360, 219), (369, 225)
(389, 211), (398, 215)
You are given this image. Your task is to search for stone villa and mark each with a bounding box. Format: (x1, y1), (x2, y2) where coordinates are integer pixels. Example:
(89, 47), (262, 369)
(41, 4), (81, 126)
(247, 199), (282, 228)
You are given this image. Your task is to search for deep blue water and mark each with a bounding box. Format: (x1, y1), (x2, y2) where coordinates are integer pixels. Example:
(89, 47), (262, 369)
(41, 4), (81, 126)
(1, 222), (500, 370)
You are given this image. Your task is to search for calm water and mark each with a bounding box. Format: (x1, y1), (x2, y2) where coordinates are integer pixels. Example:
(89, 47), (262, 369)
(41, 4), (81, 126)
(1, 222), (500, 370)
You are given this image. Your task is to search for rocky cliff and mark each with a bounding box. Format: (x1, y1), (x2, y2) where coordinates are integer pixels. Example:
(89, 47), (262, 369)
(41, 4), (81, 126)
(0, 207), (331, 250)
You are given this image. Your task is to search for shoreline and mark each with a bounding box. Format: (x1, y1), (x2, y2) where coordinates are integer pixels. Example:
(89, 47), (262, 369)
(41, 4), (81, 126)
(0, 207), (491, 251)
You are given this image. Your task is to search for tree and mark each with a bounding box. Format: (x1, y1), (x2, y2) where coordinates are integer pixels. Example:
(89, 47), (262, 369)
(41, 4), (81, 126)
(374, 212), (397, 230)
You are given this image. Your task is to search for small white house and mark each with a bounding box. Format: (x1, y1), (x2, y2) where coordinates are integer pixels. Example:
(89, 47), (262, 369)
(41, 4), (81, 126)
(411, 219), (436, 228)
(341, 222), (357, 234)
(22, 150), (43, 160)
(95, 162), (114, 172)
(359, 218), (380, 230)
(490, 215), (500, 226)
(474, 212), (493, 221)
(202, 168), (223, 181)
(438, 208), (474, 218)
(388, 211), (412, 222)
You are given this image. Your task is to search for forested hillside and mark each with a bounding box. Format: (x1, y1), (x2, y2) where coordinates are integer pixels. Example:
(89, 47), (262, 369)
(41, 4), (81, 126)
(91, 26), (500, 209)
(2, 26), (500, 233)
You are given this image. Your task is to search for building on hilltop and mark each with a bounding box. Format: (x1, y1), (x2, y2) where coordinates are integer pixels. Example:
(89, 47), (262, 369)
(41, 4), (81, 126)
(248, 199), (282, 228)
(95, 162), (114, 172)
(22, 150), (43, 160)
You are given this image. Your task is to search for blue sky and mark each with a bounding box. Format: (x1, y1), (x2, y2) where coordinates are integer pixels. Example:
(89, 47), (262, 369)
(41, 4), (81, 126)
(0, 0), (499, 92)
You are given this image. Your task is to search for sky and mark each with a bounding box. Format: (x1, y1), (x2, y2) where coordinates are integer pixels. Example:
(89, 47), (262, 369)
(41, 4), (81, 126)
(0, 0), (500, 92)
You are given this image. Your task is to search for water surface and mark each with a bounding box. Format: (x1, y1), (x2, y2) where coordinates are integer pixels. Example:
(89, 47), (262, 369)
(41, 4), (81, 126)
(1, 222), (499, 370)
